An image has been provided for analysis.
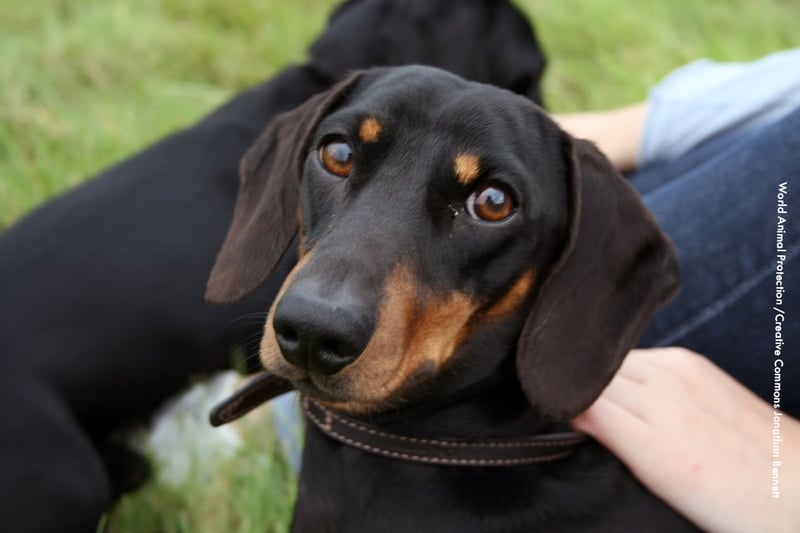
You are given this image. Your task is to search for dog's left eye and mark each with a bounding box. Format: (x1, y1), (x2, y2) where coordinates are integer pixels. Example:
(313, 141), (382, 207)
(319, 140), (354, 177)
(465, 184), (516, 222)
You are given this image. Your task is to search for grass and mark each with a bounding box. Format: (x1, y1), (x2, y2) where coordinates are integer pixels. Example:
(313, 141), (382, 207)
(1, 0), (797, 531)
(109, 408), (298, 533)
(0, 0), (339, 227)
(2, 0), (797, 229)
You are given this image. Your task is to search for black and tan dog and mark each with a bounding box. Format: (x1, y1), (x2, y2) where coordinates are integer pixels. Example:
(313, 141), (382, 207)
(0, 2), (546, 531)
(208, 66), (695, 531)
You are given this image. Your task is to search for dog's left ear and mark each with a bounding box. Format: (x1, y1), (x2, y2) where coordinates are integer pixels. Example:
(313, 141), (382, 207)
(205, 72), (364, 304)
(516, 136), (681, 420)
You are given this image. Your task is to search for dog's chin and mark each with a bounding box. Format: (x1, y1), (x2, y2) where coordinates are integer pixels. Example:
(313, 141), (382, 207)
(293, 377), (352, 403)
(260, 341), (441, 414)
(259, 358), (384, 411)
(268, 366), (426, 415)
(304, 365), (444, 415)
(297, 375), (397, 414)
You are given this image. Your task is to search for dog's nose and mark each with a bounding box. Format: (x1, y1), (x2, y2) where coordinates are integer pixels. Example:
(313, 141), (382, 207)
(272, 284), (372, 375)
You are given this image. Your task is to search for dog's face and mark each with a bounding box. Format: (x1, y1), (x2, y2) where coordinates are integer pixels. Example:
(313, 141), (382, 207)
(262, 68), (568, 411)
(208, 66), (680, 421)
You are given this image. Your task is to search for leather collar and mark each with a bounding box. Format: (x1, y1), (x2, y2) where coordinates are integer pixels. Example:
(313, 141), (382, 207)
(210, 372), (587, 466)
(210, 372), (294, 427)
(302, 396), (586, 466)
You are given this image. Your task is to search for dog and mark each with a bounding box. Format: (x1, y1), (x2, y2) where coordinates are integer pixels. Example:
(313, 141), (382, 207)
(207, 65), (696, 532)
(0, 1), (546, 531)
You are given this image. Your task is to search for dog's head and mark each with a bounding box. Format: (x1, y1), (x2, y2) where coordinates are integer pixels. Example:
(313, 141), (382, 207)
(308, 0), (546, 104)
(207, 66), (679, 421)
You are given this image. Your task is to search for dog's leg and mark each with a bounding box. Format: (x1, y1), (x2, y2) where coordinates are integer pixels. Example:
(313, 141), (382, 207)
(0, 379), (112, 533)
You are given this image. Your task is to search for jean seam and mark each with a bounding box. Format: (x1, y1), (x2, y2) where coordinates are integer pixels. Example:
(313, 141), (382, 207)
(655, 245), (799, 347)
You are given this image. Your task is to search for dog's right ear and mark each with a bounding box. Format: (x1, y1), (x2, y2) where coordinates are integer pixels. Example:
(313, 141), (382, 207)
(206, 72), (364, 304)
(515, 136), (681, 421)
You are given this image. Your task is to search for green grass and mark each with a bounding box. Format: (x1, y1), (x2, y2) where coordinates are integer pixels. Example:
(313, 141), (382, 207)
(2, 0), (797, 229)
(108, 410), (298, 533)
(0, 0), (340, 227)
(1, 0), (798, 531)
(533, 0), (798, 111)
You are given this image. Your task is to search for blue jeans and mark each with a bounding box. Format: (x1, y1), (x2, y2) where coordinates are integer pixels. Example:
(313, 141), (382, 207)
(632, 106), (800, 415)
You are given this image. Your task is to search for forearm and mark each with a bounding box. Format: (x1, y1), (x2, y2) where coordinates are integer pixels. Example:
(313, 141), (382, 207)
(552, 103), (648, 172)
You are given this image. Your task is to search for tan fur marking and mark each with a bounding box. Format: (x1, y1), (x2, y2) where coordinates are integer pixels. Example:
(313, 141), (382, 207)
(358, 117), (383, 143)
(259, 252), (316, 379)
(327, 268), (479, 414)
(404, 293), (477, 366)
(485, 269), (536, 318)
(454, 153), (481, 185)
(323, 266), (417, 412)
(377, 285), (478, 402)
(262, 262), (481, 415)
(296, 209), (307, 260)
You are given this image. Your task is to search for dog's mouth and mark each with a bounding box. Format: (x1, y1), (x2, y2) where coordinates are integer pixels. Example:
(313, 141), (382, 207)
(258, 259), (486, 413)
(258, 327), (396, 411)
(291, 376), (355, 404)
(265, 361), (404, 413)
(261, 330), (444, 414)
(276, 353), (456, 421)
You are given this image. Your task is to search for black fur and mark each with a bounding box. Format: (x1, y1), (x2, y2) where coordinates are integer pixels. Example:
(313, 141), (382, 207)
(0, 2), (545, 531)
(209, 66), (691, 532)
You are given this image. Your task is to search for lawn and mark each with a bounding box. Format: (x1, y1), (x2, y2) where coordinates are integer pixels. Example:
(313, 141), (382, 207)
(1, 0), (797, 531)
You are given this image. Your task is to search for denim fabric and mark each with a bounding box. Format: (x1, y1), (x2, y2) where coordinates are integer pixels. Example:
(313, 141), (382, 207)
(632, 106), (800, 415)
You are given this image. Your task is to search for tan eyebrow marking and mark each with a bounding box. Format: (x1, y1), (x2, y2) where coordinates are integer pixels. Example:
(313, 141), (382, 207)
(358, 117), (383, 143)
(454, 153), (481, 185)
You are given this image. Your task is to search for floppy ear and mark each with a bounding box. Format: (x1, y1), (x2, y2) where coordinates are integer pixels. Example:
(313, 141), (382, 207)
(205, 72), (364, 304)
(516, 136), (681, 420)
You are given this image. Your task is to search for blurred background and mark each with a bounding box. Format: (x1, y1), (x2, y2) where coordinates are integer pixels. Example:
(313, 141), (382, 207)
(2, 0), (798, 230)
(1, 0), (797, 530)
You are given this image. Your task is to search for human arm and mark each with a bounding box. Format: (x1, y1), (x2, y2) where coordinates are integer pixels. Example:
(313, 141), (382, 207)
(552, 103), (647, 172)
(572, 347), (800, 533)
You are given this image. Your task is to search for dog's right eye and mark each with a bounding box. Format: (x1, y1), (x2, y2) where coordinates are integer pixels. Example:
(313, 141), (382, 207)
(319, 140), (354, 177)
(465, 184), (516, 222)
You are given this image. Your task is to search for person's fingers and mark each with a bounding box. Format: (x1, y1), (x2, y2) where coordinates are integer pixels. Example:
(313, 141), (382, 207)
(637, 347), (771, 424)
(572, 394), (648, 454)
(629, 347), (702, 385)
(576, 347), (800, 533)
(610, 349), (652, 384)
(596, 371), (653, 421)
(635, 346), (735, 395)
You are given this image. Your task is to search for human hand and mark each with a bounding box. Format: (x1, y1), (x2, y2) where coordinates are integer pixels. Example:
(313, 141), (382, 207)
(572, 347), (800, 533)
